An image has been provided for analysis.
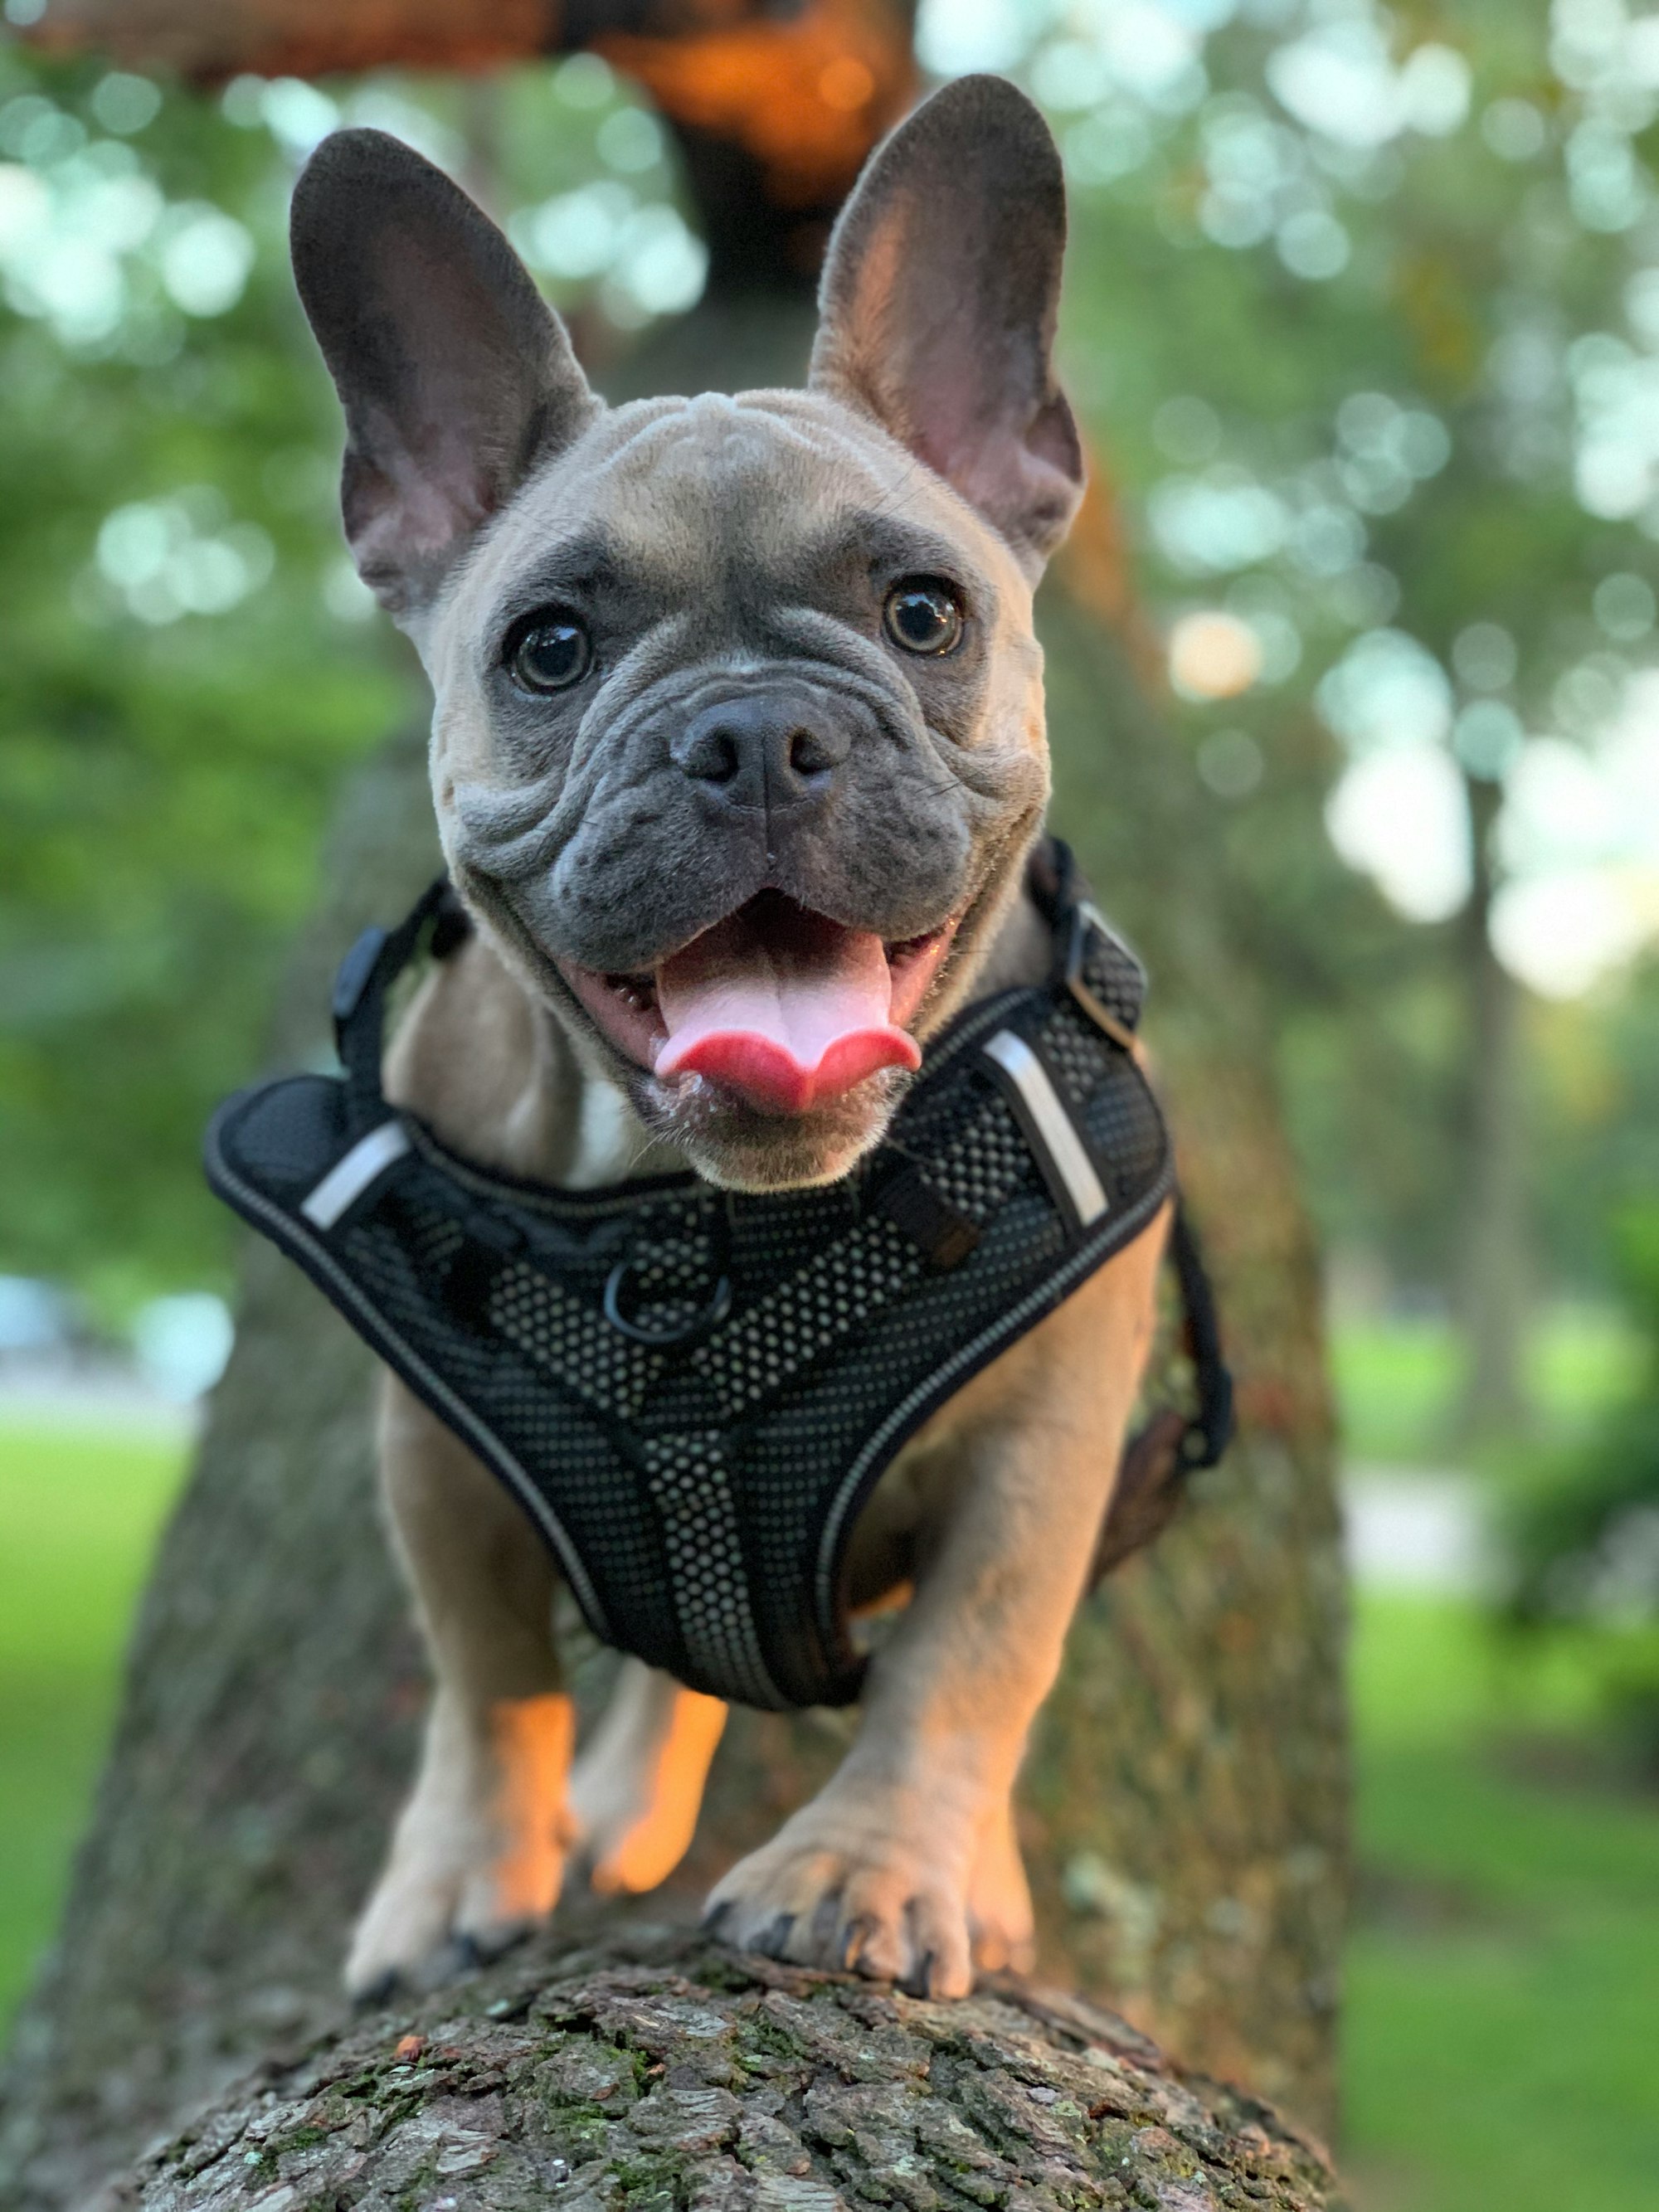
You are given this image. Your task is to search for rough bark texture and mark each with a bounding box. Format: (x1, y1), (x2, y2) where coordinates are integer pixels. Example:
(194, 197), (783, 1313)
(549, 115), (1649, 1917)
(1021, 591), (1347, 2120)
(106, 1927), (1345, 2212)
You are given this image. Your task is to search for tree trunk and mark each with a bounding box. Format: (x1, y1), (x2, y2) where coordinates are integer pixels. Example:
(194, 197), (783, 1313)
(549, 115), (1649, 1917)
(1023, 583), (1346, 2122)
(1453, 778), (1530, 1441)
(0, 66), (1345, 2210)
(105, 1925), (1345, 2212)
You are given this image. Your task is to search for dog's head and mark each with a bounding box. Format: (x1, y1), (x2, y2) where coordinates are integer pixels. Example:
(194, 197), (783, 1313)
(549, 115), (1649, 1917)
(291, 75), (1083, 1191)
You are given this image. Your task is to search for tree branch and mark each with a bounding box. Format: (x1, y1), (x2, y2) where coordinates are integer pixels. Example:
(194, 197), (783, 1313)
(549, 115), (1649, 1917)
(109, 1926), (1344, 2211)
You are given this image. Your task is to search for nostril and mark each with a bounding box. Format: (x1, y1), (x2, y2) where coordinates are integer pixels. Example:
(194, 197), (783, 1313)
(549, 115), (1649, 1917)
(788, 727), (836, 781)
(676, 698), (846, 802)
(685, 727), (741, 785)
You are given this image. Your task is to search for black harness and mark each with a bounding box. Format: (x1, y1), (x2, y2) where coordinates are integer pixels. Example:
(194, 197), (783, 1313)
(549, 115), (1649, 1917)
(205, 843), (1230, 1710)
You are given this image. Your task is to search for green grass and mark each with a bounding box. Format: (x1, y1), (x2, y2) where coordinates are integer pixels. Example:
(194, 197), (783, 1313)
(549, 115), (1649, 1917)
(0, 1419), (187, 2023)
(1331, 1306), (1643, 1465)
(1345, 1595), (1659, 2212)
(1, 1423), (1657, 2212)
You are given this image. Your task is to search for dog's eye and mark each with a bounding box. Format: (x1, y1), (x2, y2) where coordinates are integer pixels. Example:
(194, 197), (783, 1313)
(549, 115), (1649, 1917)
(883, 579), (964, 656)
(508, 613), (592, 693)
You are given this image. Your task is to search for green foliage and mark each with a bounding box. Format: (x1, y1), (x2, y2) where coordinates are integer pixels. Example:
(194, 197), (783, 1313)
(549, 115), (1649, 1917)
(1506, 1203), (1659, 1595)
(0, 50), (713, 1310)
(1501, 1200), (1659, 1763)
(1042, 0), (1659, 1298)
(1334, 1304), (1644, 1463)
(1, 7), (1657, 1315)
(0, 49), (412, 1303)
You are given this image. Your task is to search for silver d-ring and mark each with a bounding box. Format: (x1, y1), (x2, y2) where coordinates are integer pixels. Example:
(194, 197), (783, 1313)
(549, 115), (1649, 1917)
(603, 1259), (732, 1348)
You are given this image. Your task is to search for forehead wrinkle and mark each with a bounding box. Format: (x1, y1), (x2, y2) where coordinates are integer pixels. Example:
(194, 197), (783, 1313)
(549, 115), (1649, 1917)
(577, 396), (698, 472)
(586, 391), (902, 515)
(489, 527), (623, 627)
(808, 508), (987, 586)
(732, 396), (915, 492)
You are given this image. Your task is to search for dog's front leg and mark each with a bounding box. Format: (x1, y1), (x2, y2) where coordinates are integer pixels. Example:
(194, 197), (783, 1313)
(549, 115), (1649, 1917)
(704, 1213), (1167, 1997)
(346, 1377), (574, 1997)
(569, 1657), (727, 1896)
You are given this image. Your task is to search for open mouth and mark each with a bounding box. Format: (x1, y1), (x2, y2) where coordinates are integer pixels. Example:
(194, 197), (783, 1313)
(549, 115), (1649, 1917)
(555, 891), (961, 1116)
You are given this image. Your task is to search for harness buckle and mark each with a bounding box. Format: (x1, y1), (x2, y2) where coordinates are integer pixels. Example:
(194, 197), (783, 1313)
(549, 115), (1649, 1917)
(1065, 900), (1140, 1052)
(603, 1259), (732, 1348)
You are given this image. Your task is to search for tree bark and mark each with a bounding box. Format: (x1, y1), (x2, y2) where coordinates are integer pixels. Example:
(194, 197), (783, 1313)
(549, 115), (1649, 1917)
(1021, 583), (1346, 2123)
(104, 1925), (1345, 2212)
(1452, 777), (1530, 1441)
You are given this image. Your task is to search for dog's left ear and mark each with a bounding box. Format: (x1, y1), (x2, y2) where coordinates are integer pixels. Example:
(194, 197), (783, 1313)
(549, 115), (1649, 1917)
(810, 75), (1083, 579)
(290, 129), (598, 619)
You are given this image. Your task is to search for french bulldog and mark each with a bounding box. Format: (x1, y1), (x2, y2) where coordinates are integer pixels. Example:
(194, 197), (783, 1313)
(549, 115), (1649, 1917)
(289, 71), (1169, 2003)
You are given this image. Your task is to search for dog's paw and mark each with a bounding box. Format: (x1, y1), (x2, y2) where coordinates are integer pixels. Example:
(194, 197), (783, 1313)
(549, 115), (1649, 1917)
(569, 1666), (727, 1897)
(703, 1801), (976, 1999)
(344, 1692), (575, 2000)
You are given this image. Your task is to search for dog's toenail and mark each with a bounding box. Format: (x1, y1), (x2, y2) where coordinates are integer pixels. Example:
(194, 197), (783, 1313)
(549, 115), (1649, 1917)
(759, 1912), (795, 1957)
(809, 1889), (844, 1952)
(351, 1971), (401, 2011)
(703, 1899), (733, 1936)
(838, 1913), (876, 1970)
(902, 1948), (937, 1997)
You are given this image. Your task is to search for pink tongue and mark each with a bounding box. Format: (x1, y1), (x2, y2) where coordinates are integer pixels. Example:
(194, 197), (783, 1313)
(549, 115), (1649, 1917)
(654, 901), (920, 1114)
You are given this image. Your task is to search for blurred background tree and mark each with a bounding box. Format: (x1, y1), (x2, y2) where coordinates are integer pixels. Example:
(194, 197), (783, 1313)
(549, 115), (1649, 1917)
(2, 0), (1656, 1409)
(1503, 1195), (1659, 1770)
(1, 0), (1658, 2205)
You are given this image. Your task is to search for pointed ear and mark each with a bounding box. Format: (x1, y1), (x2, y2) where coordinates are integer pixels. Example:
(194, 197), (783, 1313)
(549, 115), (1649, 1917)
(810, 75), (1083, 579)
(289, 129), (598, 617)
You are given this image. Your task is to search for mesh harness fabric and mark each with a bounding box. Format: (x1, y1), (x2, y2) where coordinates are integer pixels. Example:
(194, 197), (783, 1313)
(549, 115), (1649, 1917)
(204, 841), (1231, 1711)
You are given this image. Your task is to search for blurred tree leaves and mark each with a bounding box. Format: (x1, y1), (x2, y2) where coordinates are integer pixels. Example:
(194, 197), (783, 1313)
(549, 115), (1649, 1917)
(0, 47), (412, 1307)
(1039, 0), (1659, 1329)
(2, 1), (1658, 1332)
(0, 46), (703, 1312)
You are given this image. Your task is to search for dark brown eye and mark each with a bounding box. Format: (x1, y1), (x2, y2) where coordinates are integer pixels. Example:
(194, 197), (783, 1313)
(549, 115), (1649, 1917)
(508, 612), (592, 693)
(883, 578), (964, 655)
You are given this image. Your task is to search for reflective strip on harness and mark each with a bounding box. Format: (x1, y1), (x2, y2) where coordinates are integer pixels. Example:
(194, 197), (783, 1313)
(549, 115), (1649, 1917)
(981, 1030), (1108, 1229)
(300, 1119), (411, 1228)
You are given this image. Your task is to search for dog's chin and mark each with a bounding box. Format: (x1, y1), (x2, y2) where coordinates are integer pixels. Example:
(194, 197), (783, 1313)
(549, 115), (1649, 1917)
(628, 1062), (913, 1194)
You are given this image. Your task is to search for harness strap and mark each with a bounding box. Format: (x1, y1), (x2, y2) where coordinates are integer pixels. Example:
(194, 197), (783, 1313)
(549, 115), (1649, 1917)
(315, 853), (1233, 1590)
(1090, 1203), (1233, 1585)
(301, 879), (474, 1231)
(333, 876), (469, 1133)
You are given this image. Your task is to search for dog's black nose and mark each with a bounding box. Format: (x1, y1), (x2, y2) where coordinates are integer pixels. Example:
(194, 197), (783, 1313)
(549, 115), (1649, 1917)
(674, 694), (851, 811)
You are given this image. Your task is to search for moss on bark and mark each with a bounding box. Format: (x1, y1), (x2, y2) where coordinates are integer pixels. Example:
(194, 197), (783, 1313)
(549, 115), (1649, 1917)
(110, 1930), (1345, 2212)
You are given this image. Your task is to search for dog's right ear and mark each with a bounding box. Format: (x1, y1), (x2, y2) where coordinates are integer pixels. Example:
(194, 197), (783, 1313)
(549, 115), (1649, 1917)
(810, 76), (1082, 580)
(290, 130), (597, 618)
